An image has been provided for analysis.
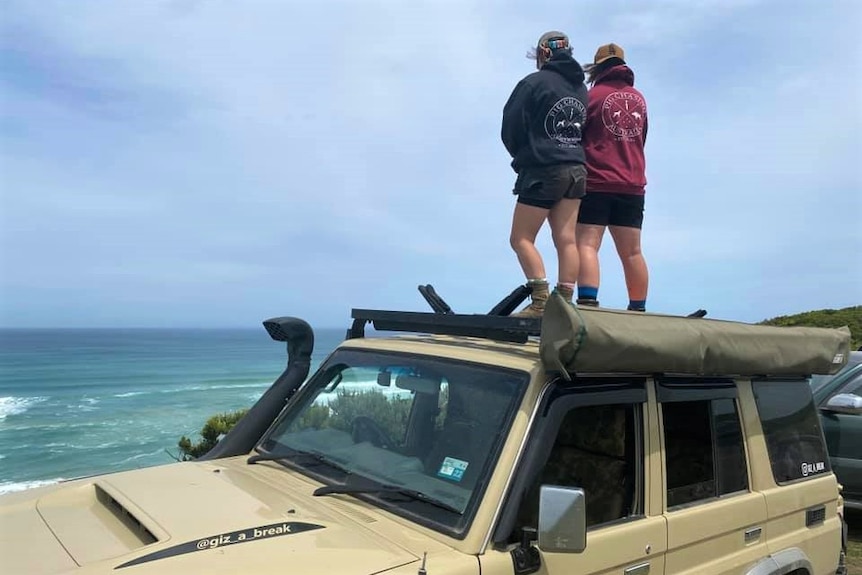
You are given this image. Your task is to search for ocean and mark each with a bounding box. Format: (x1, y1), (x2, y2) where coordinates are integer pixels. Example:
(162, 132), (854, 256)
(0, 327), (347, 494)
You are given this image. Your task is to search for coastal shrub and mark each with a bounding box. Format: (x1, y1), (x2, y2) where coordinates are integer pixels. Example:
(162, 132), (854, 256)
(759, 305), (860, 349)
(308, 389), (414, 443)
(178, 389), (417, 459)
(178, 409), (249, 461)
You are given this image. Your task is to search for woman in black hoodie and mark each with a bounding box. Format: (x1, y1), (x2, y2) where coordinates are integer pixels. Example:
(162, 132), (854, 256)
(502, 31), (589, 316)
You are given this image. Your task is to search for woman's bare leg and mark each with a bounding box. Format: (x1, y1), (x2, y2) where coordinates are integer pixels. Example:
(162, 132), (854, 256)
(509, 202), (550, 280)
(548, 198), (582, 284)
(609, 224), (649, 307)
(576, 224), (605, 289)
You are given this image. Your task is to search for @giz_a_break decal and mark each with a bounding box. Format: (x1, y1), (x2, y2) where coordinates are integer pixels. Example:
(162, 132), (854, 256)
(115, 521), (325, 569)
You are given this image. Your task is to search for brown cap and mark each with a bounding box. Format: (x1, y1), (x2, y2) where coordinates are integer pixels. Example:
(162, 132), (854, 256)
(592, 43), (625, 65)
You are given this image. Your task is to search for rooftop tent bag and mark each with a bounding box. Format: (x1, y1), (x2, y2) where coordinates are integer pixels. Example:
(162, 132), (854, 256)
(539, 291), (851, 379)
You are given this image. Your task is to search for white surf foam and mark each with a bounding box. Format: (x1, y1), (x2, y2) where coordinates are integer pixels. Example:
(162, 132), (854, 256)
(0, 396), (47, 421)
(0, 478), (64, 495)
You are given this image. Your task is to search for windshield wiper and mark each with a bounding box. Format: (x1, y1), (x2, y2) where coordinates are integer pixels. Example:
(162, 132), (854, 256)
(252, 451), (462, 514)
(248, 449), (352, 476)
(313, 483), (463, 515)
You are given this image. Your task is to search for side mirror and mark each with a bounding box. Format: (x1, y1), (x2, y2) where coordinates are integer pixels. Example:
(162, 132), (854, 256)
(537, 485), (586, 553)
(822, 393), (862, 415)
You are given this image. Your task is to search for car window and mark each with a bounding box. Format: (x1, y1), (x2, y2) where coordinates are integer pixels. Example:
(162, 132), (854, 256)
(814, 364), (862, 405)
(753, 379), (831, 483)
(838, 372), (862, 396)
(662, 396), (749, 508)
(517, 402), (643, 529)
(811, 353), (862, 394)
(258, 348), (528, 537)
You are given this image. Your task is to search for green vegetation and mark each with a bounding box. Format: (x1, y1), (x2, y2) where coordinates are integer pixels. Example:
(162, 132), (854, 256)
(759, 305), (861, 350)
(177, 389), (419, 460)
(177, 409), (249, 461)
(292, 388), (414, 440)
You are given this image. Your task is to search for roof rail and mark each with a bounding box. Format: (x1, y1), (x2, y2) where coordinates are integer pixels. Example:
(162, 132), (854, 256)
(417, 283), (532, 316)
(346, 283), (707, 344)
(347, 309), (541, 343)
(347, 283), (538, 342)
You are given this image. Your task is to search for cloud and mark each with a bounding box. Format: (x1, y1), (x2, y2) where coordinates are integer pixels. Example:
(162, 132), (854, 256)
(1, 0), (859, 328)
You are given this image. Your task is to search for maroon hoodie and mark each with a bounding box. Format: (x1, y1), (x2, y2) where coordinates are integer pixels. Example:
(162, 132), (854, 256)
(583, 64), (648, 195)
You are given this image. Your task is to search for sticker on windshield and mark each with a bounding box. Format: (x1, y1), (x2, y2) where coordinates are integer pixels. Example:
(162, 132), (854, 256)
(437, 457), (469, 482)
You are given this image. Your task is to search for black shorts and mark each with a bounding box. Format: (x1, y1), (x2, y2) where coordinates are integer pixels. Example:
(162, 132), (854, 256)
(514, 164), (587, 209)
(577, 191), (645, 229)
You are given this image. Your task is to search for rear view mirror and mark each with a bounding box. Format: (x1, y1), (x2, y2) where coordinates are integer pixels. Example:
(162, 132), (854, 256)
(822, 393), (862, 415)
(377, 371), (391, 387)
(537, 485), (586, 553)
(395, 374), (439, 395)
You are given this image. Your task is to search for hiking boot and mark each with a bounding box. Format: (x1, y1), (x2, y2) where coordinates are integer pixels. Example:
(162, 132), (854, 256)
(556, 284), (574, 304)
(513, 280), (549, 317)
(576, 298), (600, 307)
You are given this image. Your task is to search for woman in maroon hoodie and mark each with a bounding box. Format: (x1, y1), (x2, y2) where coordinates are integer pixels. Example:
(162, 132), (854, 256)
(576, 44), (650, 311)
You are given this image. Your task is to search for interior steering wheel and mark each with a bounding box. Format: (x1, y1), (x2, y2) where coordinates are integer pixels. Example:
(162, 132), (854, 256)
(351, 416), (396, 450)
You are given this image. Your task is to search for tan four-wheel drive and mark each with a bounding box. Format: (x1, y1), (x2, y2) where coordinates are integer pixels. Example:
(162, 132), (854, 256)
(0, 287), (854, 575)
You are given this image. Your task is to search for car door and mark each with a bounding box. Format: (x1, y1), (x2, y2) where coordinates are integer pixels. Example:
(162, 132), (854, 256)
(658, 377), (770, 575)
(752, 378), (842, 575)
(479, 378), (667, 575)
(819, 370), (862, 505)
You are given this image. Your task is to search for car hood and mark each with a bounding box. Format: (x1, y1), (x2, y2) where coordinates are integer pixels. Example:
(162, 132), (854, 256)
(0, 458), (450, 575)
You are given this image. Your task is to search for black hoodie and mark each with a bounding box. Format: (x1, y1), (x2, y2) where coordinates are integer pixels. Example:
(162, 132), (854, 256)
(501, 53), (588, 173)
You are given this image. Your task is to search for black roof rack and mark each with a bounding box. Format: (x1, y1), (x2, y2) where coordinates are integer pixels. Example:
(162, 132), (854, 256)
(348, 283), (538, 342)
(417, 283), (532, 317)
(346, 283), (707, 344)
(348, 308), (541, 343)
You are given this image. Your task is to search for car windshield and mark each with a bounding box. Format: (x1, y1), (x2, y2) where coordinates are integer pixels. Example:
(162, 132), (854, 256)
(811, 353), (862, 395)
(813, 363), (862, 404)
(256, 347), (529, 535)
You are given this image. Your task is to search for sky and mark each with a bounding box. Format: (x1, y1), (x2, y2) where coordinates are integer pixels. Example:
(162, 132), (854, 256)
(1, 0), (860, 329)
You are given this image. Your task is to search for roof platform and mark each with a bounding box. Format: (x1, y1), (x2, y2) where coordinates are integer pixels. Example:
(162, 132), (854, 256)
(347, 283), (706, 344)
(348, 308), (542, 343)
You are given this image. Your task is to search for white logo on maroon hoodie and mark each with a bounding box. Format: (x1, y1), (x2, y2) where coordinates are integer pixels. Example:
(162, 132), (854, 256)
(601, 91), (646, 140)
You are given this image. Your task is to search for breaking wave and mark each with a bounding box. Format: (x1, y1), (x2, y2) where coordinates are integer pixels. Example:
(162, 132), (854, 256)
(0, 396), (47, 421)
(0, 478), (64, 495)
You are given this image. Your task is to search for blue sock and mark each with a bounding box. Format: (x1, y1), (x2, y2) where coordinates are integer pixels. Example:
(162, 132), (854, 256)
(628, 299), (646, 311)
(577, 286), (598, 300)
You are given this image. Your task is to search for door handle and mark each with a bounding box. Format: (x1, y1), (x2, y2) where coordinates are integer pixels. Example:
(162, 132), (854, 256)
(744, 527), (762, 543)
(624, 562), (650, 575)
